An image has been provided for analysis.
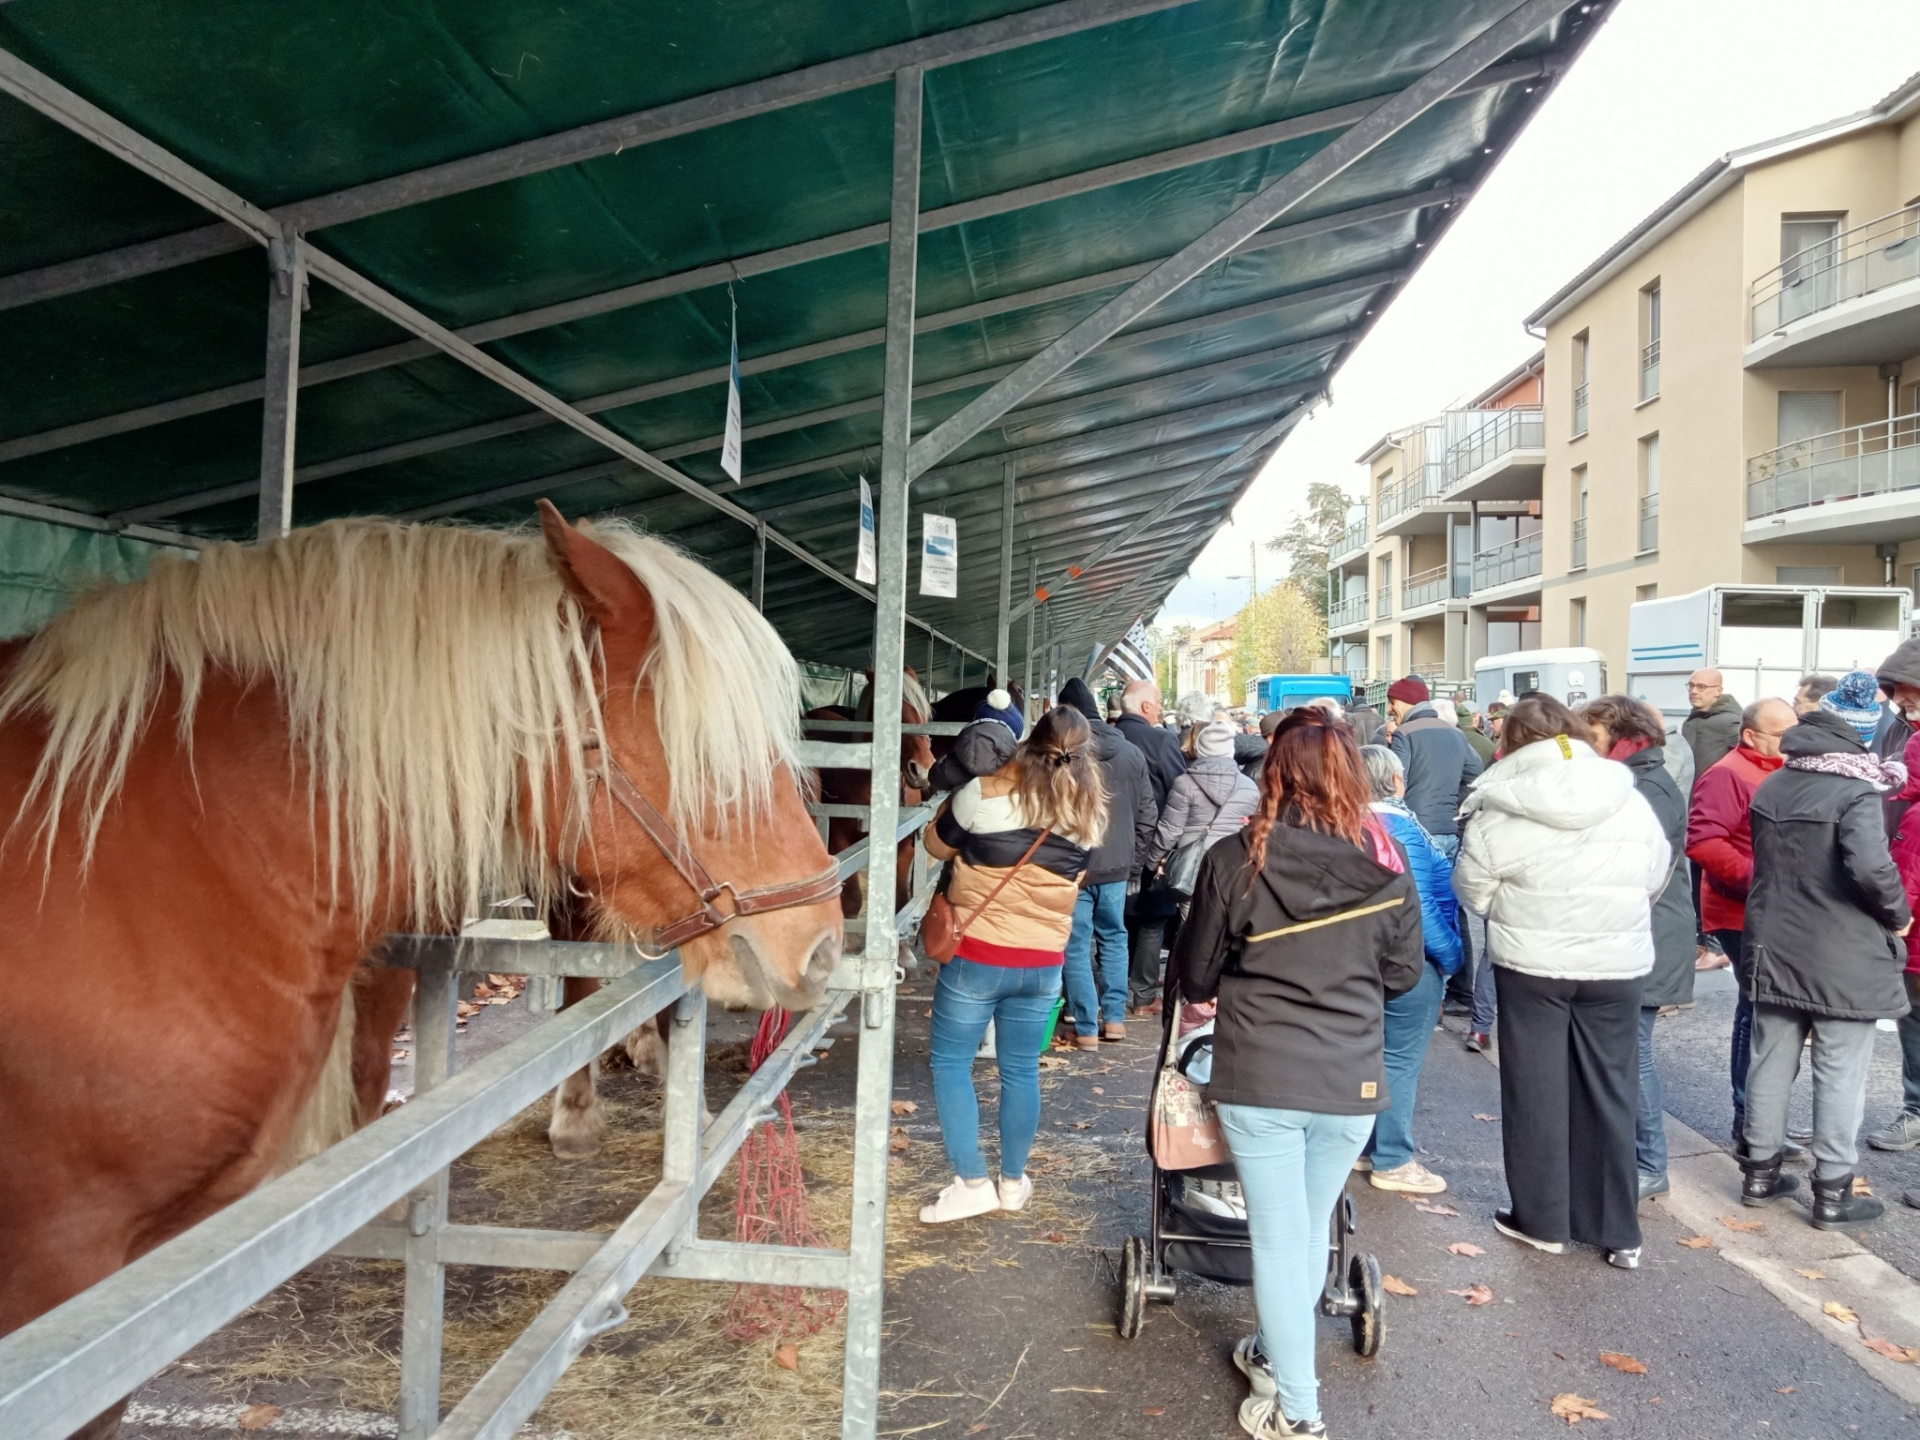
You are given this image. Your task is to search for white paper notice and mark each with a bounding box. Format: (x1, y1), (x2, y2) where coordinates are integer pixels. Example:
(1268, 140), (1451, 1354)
(719, 322), (743, 482)
(919, 513), (957, 598)
(855, 476), (877, 585)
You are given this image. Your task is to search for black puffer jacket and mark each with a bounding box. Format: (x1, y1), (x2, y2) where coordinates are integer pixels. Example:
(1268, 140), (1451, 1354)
(926, 718), (1017, 793)
(1623, 745), (1696, 1009)
(1745, 710), (1913, 1021)
(1175, 819), (1424, 1115)
(1058, 679), (1156, 886)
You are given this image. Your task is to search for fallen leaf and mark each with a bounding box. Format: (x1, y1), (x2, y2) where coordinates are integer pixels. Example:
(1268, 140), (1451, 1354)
(891, 1100), (919, 1116)
(888, 1155), (903, 1168)
(1472, 1113), (1499, 1122)
(1043, 1230), (1066, 1243)
(239, 1406), (281, 1432)
(455, 1000), (482, 1019)
(1415, 1201), (1462, 1216)
(1549, 1393), (1610, 1425)
(1091, 1086), (1105, 1095)
(1445, 1284), (1495, 1306)
(774, 1343), (799, 1371)
(1796, 1268), (1828, 1280)
(1823, 1301), (1860, 1325)
(889, 1131), (910, 1153)
(471, 981), (496, 998)
(923, 1008), (933, 1018)
(1863, 1336), (1920, 1363)
(1038, 1055), (1068, 1071)
(1775, 1386), (1797, 1394)
(1448, 1242), (1486, 1257)
(1718, 1215), (1765, 1233)
(1382, 1274), (1419, 1296)
(969, 1426), (990, 1435)
(1676, 1235), (1714, 1249)
(1142, 1406), (1166, 1417)
(1854, 1175), (1875, 1196)
(1599, 1351), (1648, 1375)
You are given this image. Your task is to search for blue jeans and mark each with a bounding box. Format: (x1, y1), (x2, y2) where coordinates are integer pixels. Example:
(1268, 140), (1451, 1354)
(1366, 962), (1442, 1170)
(1896, 970), (1920, 1116)
(1063, 881), (1129, 1034)
(1217, 1103), (1374, 1425)
(1716, 929), (1750, 1131)
(1636, 1006), (1667, 1177)
(928, 957), (1061, 1181)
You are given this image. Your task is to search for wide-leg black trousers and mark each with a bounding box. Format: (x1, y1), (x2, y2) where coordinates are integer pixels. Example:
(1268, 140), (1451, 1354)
(1494, 966), (1643, 1252)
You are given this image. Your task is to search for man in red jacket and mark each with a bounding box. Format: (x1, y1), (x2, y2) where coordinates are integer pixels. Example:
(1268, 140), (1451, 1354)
(1686, 697), (1794, 1145)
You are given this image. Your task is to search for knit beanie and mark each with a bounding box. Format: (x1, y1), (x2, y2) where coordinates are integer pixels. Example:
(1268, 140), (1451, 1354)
(1386, 675), (1430, 706)
(1056, 676), (1099, 720)
(1820, 669), (1883, 743)
(972, 687), (1024, 739)
(1195, 720), (1235, 758)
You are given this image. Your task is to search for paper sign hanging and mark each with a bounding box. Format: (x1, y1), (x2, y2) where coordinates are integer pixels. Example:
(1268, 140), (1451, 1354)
(855, 476), (877, 585)
(719, 295), (743, 482)
(919, 513), (957, 598)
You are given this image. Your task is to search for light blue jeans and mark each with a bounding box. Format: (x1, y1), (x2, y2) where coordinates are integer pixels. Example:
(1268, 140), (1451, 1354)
(1365, 961), (1442, 1170)
(1063, 880), (1129, 1034)
(928, 957), (1061, 1181)
(1635, 1006), (1667, 1178)
(1217, 1103), (1374, 1425)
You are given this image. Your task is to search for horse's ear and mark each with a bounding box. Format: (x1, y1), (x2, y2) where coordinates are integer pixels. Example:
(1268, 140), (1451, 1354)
(537, 500), (655, 645)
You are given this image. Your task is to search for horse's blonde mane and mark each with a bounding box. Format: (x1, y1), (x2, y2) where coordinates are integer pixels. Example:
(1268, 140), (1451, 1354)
(0, 515), (803, 927)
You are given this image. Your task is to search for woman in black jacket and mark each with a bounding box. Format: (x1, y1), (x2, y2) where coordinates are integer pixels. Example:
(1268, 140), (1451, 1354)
(1175, 709), (1424, 1440)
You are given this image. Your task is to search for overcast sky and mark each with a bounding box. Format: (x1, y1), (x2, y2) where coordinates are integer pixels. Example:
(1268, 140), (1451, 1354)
(1153, 0), (1920, 629)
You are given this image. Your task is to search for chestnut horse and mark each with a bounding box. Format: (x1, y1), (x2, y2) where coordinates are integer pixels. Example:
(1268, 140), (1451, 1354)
(805, 669), (934, 919)
(0, 503), (843, 1439)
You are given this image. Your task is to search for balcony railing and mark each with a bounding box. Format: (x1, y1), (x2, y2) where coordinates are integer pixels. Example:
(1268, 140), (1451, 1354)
(1329, 513), (1369, 564)
(1751, 203), (1920, 339)
(1471, 531), (1543, 591)
(1746, 412), (1920, 520)
(1570, 516), (1587, 569)
(1376, 584), (1393, 619)
(1378, 464), (1449, 523)
(1329, 592), (1369, 629)
(1401, 563), (1467, 611)
(1638, 493), (1659, 553)
(1639, 340), (1660, 402)
(1442, 408), (1545, 491)
(1571, 382), (1589, 437)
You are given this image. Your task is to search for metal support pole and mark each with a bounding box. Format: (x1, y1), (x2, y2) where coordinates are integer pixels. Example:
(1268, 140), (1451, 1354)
(659, 989), (707, 1264)
(1023, 554), (1037, 707)
(844, 64), (921, 1440)
(752, 519), (768, 611)
(397, 958), (458, 1440)
(257, 236), (306, 541)
(995, 459), (1016, 683)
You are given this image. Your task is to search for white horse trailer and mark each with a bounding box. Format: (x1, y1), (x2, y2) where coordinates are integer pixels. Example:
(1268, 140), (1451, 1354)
(1474, 647), (1608, 708)
(1627, 585), (1909, 716)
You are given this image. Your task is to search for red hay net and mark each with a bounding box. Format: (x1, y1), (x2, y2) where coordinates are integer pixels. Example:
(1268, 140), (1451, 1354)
(725, 1007), (846, 1341)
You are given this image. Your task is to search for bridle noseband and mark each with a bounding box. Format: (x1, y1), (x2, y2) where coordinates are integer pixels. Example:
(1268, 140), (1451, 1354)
(573, 740), (842, 952)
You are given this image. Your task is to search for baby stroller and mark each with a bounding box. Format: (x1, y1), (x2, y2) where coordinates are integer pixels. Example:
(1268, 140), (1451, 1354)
(1116, 990), (1384, 1357)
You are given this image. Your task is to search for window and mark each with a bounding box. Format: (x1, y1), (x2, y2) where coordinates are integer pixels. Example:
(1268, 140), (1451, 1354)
(1377, 553), (1393, 618)
(1779, 215), (1844, 323)
(1570, 465), (1588, 569)
(1776, 565), (1841, 585)
(1637, 434), (1660, 553)
(1570, 597), (1586, 646)
(1777, 390), (1841, 449)
(1639, 282), (1661, 402)
(1636, 583), (1658, 603)
(1377, 636), (1394, 676)
(1571, 332), (1590, 436)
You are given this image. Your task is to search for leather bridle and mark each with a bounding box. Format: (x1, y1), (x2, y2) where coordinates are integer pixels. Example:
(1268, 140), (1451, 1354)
(573, 739), (843, 952)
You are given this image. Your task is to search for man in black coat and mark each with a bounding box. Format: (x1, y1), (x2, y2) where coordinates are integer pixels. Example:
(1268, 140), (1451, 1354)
(1113, 680), (1188, 809)
(1383, 677), (1481, 848)
(1739, 708), (1913, 1229)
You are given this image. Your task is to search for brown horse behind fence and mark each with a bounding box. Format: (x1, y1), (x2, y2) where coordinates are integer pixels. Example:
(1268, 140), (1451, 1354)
(0, 503), (842, 1440)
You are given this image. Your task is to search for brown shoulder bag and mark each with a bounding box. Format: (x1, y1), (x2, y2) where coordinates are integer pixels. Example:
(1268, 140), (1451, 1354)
(921, 828), (1052, 965)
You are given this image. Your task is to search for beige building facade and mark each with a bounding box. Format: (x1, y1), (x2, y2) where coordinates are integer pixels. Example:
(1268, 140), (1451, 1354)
(1526, 73), (1920, 683)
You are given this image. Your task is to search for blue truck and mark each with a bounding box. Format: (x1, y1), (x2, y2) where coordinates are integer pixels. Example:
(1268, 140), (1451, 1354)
(1249, 672), (1353, 717)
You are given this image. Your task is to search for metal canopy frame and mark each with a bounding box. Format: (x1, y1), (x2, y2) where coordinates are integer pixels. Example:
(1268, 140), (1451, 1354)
(0, 1), (1603, 1434)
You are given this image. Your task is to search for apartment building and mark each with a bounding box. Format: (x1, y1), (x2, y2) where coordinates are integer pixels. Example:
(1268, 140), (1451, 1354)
(1328, 356), (1544, 689)
(1173, 616), (1238, 709)
(1526, 72), (1920, 679)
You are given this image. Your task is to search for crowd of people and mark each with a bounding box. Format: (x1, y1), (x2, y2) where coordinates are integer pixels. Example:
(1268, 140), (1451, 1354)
(907, 648), (1920, 1439)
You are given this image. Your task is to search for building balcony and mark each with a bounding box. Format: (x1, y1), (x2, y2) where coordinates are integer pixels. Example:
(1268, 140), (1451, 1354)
(1376, 584), (1394, 620)
(1328, 513), (1369, 566)
(1400, 564), (1470, 618)
(1376, 464), (1468, 537)
(1748, 203), (1920, 368)
(1745, 413), (1920, 544)
(1329, 592), (1370, 635)
(1440, 407), (1546, 504)
(1470, 531), (1543, 598)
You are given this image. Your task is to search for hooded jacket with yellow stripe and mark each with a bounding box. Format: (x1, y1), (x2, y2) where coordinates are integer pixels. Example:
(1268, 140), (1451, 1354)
(1174, 816), (1425, 1115)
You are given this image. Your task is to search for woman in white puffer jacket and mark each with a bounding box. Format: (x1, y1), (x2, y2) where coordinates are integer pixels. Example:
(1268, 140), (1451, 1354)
(1453, 696), (1671, 1271)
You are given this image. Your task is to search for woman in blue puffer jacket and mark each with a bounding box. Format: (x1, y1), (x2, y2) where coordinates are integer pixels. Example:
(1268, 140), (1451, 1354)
(1356, 744), (1465, 1195)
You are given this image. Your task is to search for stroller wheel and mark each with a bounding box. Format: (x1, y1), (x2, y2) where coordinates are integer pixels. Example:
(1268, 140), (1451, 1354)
(1349, 1251), (1385, 1357)
(1117, 1236), (1148, 1339)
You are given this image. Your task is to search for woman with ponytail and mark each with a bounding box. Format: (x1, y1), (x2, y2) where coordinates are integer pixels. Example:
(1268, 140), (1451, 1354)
(920, 705), (1106, 1224)
(1174, 709), (1424, 1440)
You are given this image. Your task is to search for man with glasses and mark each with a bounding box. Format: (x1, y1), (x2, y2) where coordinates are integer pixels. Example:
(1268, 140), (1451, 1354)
(1684, 669), (1744, 971)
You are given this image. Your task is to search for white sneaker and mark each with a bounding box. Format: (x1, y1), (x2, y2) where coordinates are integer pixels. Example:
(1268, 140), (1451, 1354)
(1369, 1161), (1447, 1195)
(997, 1174), (1033, 1211)
(920, 1176), (1000, 1224)
(1232, 1334), (1276, 1399)
(1238, 1394), (1326, 1438)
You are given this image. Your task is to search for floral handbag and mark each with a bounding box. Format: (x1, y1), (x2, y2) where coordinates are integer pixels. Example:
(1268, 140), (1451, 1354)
(1149, 1020), (1226, 1170)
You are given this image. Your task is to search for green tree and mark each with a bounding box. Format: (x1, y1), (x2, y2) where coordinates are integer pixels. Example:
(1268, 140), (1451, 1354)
(1227, 581), (1328, 706)
(1265, 481), (1354, 620)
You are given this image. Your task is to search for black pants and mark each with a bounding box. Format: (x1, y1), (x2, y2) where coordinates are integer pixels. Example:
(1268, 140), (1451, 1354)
(1127, 903), (1181, 1008)
(1495, 967), (1643, 1251)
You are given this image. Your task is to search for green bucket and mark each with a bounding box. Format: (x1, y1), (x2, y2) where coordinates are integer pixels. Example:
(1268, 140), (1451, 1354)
(1041, 994), (1066, 1049)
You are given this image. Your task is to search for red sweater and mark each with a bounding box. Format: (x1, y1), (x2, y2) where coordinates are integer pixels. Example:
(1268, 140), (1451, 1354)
(1685, 744), (1785, 934)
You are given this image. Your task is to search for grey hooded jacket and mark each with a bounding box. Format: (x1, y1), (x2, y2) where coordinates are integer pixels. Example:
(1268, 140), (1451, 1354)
(1145, 754), (1260, 871)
